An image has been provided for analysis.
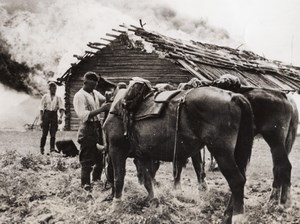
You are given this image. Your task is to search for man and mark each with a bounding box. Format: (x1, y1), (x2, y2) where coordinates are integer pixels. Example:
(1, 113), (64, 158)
(39, 81), (65, 155)
(73, 71), (111, 191)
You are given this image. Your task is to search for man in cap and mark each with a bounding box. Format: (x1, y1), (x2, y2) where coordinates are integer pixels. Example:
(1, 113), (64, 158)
(73, 71), (111, 191)
(39, 81), (65, 155)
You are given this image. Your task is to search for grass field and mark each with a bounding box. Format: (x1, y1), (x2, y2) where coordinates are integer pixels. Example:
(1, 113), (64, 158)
(0, 130), (300, 223)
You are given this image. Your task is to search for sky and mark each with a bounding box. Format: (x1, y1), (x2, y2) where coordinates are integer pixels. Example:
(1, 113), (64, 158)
(0, 0), (300, 129)
(173, 0), (300, 66)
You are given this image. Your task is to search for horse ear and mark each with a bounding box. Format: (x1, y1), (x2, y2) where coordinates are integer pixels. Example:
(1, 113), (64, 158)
(97, 77), (117, 95)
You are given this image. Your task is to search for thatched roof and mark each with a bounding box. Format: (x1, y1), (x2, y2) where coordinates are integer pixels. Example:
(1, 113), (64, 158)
(59, 24), (300, 91)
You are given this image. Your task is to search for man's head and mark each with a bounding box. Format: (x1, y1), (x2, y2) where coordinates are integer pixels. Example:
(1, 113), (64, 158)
(48, 81), (57, 95)
(83, 71), (99, 92)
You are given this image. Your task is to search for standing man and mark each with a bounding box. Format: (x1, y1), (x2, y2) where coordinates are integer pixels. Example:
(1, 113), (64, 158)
(39, 81), (65, 155)
(73, 71), (111, 191)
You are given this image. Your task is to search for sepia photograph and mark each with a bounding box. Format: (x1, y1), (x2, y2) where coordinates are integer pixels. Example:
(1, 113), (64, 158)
(1, 0), (300, 223)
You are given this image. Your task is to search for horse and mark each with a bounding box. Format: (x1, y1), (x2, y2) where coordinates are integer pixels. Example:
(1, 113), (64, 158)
(166, 86), (299, 207)
(194, 87), (299, 206)
(103, 79), (254, 223)
(240, 88), (298, 205)
(153, 87), (298, 207)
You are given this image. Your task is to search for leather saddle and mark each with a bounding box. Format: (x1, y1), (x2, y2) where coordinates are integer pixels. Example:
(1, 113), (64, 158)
(134, 90), (181, 120)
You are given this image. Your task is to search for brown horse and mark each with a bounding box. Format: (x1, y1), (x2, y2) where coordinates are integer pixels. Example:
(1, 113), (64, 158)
(103, 80), (254, 223)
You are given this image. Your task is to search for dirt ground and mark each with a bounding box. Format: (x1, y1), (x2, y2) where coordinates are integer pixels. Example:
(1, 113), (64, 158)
(0, 130), (300, 223)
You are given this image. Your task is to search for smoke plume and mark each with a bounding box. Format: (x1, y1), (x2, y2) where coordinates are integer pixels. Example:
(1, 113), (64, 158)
(0, 0), (235, 129)
(0, 0), (233, 83)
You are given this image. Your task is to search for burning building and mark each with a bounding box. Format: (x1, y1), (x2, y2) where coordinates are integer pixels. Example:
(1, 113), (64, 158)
(58, 24), (300, 130)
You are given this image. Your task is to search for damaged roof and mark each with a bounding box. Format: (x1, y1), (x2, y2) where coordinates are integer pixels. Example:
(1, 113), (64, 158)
(60, 24), (300, 91)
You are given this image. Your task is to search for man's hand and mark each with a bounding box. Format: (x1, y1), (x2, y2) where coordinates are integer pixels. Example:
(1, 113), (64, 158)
(58, 117), (63, 125)
(39, 119), (43, 128)
(101, 102), (112, 113)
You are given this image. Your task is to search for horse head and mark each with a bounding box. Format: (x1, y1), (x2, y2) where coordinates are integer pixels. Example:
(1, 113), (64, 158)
(122, 78), (152, 112)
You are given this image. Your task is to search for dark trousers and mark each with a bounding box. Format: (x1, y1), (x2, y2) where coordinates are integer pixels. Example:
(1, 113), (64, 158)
(78, 121), (104, 186)
(80, 141), (104, 186)
(40, 110), (58, 150)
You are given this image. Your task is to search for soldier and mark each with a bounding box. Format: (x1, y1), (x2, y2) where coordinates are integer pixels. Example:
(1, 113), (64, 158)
(39, 81), (65, 155)
(73, 71), (111, 191)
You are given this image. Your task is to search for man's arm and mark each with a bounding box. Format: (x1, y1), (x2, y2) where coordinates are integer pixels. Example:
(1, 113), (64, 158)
(57, 97), (65, 124)
(58, 109), (65, 124)
(39, 95), (46, 127)
(39, 110), (44, 127)
(88, 102), (111, 119)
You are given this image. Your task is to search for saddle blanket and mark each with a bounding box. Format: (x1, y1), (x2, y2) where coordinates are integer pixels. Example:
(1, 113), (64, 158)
(154, 90), (181, 103)
(134, 90), (181, 120)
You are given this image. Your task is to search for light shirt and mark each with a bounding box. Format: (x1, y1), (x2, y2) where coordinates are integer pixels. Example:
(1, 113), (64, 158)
(40, 93), (65, 112)
(73, 88), (105, 122)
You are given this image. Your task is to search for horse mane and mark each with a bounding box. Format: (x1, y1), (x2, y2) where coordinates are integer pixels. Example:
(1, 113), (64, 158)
(108, 88), (128, 117)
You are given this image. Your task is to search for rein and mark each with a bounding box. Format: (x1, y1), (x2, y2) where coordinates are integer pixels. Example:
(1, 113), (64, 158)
(173, 89), (193, 179)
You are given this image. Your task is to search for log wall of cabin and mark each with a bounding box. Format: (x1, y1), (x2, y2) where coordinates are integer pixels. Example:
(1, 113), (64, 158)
(65, 37), (192, 130)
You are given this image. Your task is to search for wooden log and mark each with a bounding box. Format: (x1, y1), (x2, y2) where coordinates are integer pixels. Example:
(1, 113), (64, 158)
(73, 54), (83, 60)
(130, 24), (142, 30)
(101, 37), (113, 42)
(85, 50), (96, 55)
(87, 43), (102, 51)
(177, 59), (210, 81)
(89, 42), (107, 46)
(106, 33), (119, 38)
(112, 29), (126, 34)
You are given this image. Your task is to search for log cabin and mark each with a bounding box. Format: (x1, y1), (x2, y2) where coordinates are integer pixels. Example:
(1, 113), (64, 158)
(58, 24), (300, 130)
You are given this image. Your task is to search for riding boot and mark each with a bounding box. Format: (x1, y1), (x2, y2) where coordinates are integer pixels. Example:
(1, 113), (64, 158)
(40, 136), (46, 149)
(81, 166), (93, 187)
(92, 152), (104, 182)
(50, 137), (56, 151)
(40, 137), (46, 155)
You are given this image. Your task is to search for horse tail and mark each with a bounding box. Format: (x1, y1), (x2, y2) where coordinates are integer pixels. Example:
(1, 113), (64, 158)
(285, 97), (299, 154)
(232, 94), (254, 177)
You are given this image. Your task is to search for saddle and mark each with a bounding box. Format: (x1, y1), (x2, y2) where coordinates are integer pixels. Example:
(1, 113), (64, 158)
(134, 90), (181, 120)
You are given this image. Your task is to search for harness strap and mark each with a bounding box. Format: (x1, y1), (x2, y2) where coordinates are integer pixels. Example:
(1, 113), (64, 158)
(173, 89), (193, 179)
(201, 146), (206, 179)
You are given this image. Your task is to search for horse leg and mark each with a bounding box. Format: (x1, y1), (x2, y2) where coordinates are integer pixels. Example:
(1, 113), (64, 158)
(209, 152), (219, 171)
(110, 150), (127, 211)
(173, 159), (186, 190)
(142, 159), (155, 200)
(191, 150), (207, 191)
(281, 118), (297, 206)
(150, 160), (160, 186)
(263, 133), (291, 206)
(212, 151), (246, 224)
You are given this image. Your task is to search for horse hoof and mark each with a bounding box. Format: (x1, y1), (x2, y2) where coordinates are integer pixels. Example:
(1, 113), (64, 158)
(232, 214), (246, 224)
(198, 182), (208, 191)
(269, 187), (280, 201)
(111, 198), (122, 213)
(281, 198), (292, 208)
(153, 180), (161, 187)
(149, 198), (159, 208)
(281, 186), (291, 208)
(223, 215), (232, 224)
(102, 194), (114, 202)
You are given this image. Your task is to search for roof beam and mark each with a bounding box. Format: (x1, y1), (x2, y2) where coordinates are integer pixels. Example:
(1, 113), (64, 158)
(177, 59), (210, 81)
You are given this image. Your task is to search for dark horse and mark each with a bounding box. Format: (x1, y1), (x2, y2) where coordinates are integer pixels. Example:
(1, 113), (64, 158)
(195, 88), (299, 206)
(239, 88), (298, 205)
(167, 87), (299, 207)
(103, 80), (254, 223)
